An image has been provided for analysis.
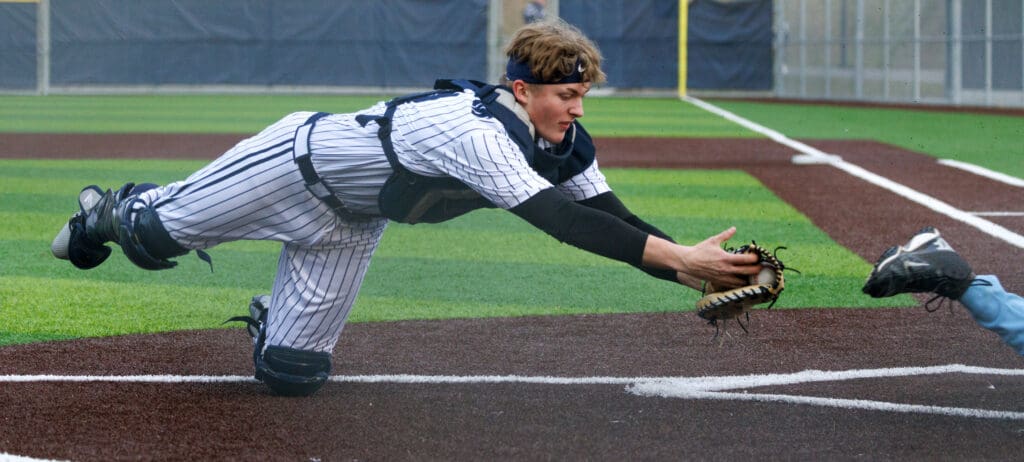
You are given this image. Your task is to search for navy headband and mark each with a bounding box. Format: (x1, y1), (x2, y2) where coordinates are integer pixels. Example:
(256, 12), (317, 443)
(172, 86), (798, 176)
(506, 56), (586, 84)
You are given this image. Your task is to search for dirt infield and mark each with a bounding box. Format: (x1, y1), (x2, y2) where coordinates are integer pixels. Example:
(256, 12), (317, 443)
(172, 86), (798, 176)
(1, 133), (1022, 460)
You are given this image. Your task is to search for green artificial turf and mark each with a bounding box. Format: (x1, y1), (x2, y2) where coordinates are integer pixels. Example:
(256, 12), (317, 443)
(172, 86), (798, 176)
(0, 159), (906, 346)
(710, 99), (1024, 179)
(0, 94), (754, 138)
(3, 94), (961, 347)
(2, 94), (1018, 179)
(0, 94), (389, 134)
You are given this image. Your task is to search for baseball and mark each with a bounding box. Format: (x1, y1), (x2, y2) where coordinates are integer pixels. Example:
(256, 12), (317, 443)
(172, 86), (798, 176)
(753, 265), (777, 285)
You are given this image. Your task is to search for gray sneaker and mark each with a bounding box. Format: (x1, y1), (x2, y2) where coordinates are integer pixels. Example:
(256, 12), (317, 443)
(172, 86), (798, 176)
(862, 227), (975, 300)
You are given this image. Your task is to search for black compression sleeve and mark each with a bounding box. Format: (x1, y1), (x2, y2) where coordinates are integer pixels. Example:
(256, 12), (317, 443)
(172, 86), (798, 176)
(577, 192), (632, 219)
(624, 216), (674, 242)
(579, 192), (674, 242)
(578, 192), (679, 283)
(624, 214), (680, 283)
(509, 188), (647, 267)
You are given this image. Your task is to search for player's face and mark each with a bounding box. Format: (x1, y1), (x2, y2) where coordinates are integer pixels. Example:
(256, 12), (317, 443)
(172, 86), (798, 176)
(514, 81), (590, 144)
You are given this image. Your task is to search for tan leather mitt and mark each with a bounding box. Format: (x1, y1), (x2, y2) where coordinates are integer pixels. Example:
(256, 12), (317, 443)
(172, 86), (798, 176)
(696, 241), (788, 329)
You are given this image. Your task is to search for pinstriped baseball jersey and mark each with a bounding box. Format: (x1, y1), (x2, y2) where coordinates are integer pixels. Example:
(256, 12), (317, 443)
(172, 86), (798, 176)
(311, 90), (611, 215)
(137, 89), (611, 353)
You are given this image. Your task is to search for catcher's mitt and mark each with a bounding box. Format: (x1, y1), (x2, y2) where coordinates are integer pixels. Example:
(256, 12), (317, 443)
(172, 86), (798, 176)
(696, 241), (788, 333)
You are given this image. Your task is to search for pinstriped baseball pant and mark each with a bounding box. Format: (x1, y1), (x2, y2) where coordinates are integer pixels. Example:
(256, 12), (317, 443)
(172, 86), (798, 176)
(137, 112), (389, 353)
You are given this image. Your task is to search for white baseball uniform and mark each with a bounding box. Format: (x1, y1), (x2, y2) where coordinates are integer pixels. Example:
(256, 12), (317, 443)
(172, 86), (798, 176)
(137, 89), (611, 353)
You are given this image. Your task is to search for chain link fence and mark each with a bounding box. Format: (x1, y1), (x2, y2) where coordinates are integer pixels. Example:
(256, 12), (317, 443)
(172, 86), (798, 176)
(774, 0), (1024, 107)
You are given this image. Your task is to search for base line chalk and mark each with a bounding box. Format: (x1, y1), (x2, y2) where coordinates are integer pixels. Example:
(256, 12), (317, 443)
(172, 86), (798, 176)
(2, 364), (1022, 420)
(629, 389), (1024, 420)
(681, 96), (1024, 249)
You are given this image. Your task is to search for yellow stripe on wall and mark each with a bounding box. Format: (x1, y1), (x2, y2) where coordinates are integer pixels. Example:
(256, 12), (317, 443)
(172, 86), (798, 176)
(677, 0), (688, 97)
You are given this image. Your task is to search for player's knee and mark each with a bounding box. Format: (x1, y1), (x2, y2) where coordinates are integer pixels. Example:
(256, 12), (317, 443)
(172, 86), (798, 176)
(255, 345), (332, 397)
(118, 198), (189, 270)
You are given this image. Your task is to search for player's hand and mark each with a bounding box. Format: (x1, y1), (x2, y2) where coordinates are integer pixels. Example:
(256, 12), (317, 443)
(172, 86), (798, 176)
(676, 227), (760, 289)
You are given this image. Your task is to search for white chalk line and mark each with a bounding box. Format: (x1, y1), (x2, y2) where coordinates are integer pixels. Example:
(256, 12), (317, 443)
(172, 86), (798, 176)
(969, 211), (1024, 217)
(938, 159), (1024, 188)
(2, 364), (1023, 420)
(0, 374), (257, 383)
(627, 364), (1024, 421)
(328, 374), (636, 385)
(682, 96), (1024, 249)
(0, 453), (63, 462)
(644, 390), (1024, 421)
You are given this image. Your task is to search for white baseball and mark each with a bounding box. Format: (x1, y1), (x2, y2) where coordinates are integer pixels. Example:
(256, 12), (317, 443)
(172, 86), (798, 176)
(753, 265), (776, 285)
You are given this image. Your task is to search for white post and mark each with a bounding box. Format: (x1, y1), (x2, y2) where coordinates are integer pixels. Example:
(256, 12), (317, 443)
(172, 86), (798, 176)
(775, 0), (788, 96)
(36, 0), (50, 95)
(914, 0), (921, 102)
(825, 0), (832, 97)
(883, 0), (890, 100)
(487, 0), (503, 83)
(855, 0), (864, 99)
(951, 0), (962, 104)
(799, 0), (807, 97)
(984, 0), (993, 105)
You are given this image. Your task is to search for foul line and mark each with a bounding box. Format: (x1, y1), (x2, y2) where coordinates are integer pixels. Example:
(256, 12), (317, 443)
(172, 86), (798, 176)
(627, 364), (1024, 421)
(969, 211), (1024, 217)
(682, 96), (1024, 249)
(0, 374), (257, 383)
(938, 159), (1024, 188)
(3, 364), (1023, 420)
(647, 390), (1024, 421)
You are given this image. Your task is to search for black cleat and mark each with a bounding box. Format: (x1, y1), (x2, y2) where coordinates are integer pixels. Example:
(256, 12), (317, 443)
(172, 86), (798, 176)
(51, 186), (105, 259)
(862, 227), (975, 300)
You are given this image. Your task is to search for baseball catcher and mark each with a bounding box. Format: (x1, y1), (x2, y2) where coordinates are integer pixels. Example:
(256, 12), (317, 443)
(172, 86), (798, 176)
(697, 241), (790, 336)
(48, 19), (765, 396)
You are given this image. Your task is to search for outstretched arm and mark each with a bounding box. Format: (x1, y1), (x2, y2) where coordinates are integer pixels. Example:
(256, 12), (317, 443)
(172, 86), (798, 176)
(510, 188), (759, 289)
(577, 192), (756, 289)
(578, 191), (685, 284)
(641, 227), (758, 290)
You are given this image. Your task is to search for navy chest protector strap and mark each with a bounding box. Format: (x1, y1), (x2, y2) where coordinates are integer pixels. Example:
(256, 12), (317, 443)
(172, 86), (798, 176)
(356, 79), (596, 224)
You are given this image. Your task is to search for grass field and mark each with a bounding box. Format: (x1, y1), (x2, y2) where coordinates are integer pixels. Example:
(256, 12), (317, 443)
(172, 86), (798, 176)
(0, 94), (756, 137)
(7, 93), (1013, 347)
(711, 99), (1024, 179)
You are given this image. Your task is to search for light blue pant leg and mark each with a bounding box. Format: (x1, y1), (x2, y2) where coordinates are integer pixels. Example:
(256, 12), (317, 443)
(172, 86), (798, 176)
(959, 275), (1024, 356)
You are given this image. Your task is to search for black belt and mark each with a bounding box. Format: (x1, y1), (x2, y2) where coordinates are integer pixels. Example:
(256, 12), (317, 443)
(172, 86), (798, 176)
(292, 112), (372, 221)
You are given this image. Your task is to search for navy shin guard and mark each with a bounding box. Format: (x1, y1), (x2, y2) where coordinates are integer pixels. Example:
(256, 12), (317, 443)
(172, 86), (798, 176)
(255, 346), (332, 397)
(118, 198), (188, 270)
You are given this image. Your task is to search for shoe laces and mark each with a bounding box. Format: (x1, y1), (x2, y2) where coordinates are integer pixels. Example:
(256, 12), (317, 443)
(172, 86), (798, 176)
(924, 277), (992, 312)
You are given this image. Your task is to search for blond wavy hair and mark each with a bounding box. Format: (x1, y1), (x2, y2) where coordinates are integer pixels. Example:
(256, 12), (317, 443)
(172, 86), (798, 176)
(504, 18), (606, 85)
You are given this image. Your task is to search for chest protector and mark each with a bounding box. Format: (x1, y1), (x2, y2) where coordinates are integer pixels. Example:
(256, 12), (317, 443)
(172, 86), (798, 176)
(356, 79), (596, 224)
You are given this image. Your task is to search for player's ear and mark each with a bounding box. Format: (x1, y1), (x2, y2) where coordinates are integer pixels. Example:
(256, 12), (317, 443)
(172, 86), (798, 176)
(511, 80), (531, 105)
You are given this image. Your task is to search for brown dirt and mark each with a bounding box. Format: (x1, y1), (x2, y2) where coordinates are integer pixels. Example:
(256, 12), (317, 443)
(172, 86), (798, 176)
(0, 132), (1022, 461)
